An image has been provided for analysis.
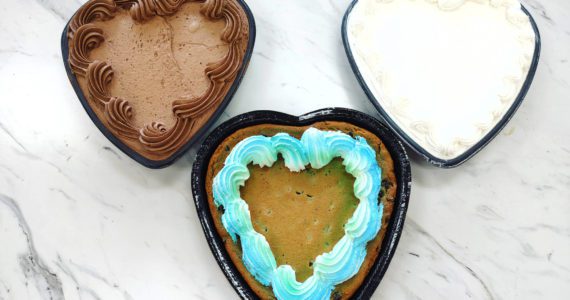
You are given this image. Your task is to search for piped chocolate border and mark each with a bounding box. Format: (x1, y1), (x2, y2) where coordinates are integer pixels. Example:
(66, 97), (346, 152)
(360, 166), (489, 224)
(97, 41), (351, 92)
(61, 0), (256, 168)
(191, 108), (412, 299)
(342, 1), (541, 168)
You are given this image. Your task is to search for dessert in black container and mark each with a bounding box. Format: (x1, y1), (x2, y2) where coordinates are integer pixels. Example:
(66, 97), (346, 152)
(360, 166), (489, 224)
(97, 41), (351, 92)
(192, 108), (412, 299)
(61, 0), (256, 168)
(342, 0), (541, 168)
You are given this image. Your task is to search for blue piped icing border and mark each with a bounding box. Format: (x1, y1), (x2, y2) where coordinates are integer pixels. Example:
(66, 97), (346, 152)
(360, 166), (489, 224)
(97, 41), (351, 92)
(213, 127), (383, 299)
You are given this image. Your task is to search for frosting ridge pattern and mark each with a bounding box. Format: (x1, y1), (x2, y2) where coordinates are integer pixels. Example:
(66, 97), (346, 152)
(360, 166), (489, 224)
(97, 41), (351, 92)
(213, 128), (384, 299)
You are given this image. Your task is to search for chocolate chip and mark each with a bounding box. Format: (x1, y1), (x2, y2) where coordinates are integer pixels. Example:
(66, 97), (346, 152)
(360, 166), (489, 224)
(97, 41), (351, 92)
(332, 291), (342, 300)
(381, 179), (392, 189)
(225, 145), (230, 152)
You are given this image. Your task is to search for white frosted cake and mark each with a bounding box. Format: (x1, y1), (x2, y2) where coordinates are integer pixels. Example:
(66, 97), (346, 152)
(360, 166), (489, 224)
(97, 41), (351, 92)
(346, 0), (536, 160)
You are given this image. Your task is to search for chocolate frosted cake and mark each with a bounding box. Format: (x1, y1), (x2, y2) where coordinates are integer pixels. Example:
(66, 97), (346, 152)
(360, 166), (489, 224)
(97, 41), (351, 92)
(205, 122), (397, 299)
(66, 0), (251, 162)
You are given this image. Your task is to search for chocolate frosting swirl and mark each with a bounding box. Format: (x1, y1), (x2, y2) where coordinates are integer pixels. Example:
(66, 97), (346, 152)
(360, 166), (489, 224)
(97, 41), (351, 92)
(68, 0), (116, 40)
(87, 60), (114, 105)
(69, 24), (105, 76)
(201, 0), (224, 19)
(220, 0), (241, 42)
(123, 0), (186, 22)
(68, 0), (248, 158)
(139, 118), (194, 153)
(105, 97), (139, 139)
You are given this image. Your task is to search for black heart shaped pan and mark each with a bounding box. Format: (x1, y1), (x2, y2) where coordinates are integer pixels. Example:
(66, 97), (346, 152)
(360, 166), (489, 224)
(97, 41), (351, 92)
(342, 0), (541, 168)
(61, 0), (256, 168)
(192, 108), (412, 299)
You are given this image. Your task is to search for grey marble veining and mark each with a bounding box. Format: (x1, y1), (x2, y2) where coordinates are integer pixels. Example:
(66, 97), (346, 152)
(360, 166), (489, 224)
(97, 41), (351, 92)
(0, 0), (569, 299)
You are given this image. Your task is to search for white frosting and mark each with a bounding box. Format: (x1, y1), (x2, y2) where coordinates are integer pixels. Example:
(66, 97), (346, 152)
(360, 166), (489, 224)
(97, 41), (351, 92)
(347, 0), (536, 160)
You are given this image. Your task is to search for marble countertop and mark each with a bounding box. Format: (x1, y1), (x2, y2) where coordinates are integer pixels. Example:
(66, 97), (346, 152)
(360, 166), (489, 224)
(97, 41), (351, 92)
(1, 0), (569, 299)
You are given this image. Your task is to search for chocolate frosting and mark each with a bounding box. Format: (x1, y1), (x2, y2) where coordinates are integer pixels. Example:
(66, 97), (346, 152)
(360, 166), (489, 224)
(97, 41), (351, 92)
(105, 97), (139, 139)
(86, 60), (113, 105)
(67, 0), (249, 160)
(69, 24), (105, 76)
(68, 0), (116, 40)
(116, 0), (187, 21)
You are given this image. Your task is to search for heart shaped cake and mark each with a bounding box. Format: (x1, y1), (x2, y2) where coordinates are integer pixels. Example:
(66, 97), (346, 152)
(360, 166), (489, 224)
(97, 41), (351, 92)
(63, 0), (254, 167)
(193, 109), (411, 299)
(343, 0), (540, 167)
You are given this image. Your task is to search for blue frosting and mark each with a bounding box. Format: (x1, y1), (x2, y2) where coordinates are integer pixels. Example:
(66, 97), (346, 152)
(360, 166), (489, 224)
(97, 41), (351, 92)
(213, 128), (384, 299)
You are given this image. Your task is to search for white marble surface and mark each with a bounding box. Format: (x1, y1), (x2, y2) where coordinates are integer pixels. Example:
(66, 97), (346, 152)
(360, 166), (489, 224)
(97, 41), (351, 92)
(0, 0), (569, 299)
